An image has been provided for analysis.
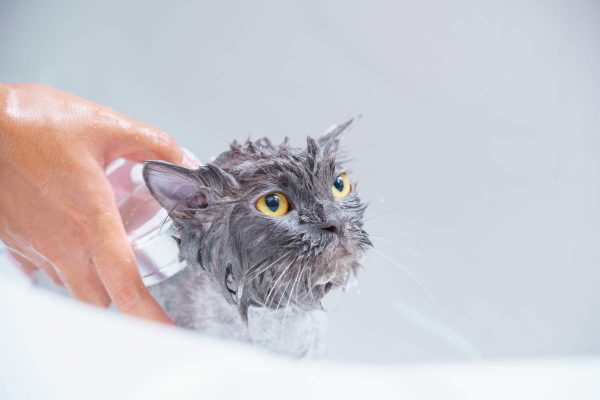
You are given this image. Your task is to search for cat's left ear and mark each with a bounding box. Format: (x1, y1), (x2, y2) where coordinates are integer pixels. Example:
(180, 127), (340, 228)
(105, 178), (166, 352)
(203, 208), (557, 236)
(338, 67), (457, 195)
(317, 117), (357, 157)
(143, 161), (237, 213)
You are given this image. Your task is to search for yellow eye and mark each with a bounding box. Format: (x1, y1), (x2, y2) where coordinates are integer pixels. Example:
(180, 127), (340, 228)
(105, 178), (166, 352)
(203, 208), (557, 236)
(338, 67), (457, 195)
(332, 173), (351, 199)
(256, 192), (290, 217)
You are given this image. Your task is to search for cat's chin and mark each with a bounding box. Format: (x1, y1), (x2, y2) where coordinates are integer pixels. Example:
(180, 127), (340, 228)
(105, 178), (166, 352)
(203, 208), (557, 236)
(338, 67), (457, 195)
(302, 254), (361, 307)
(318, 250), (360, 281)
(314, 265), (349, 289)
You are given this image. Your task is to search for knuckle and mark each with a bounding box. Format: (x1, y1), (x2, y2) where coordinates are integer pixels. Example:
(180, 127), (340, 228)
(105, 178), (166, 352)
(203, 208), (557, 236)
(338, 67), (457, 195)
(81, 203), (116, 232)
(111, 283), (142, 312)
(87, 206), (112, 223)
(94, 292), (112, 308)
(156, 130), (178, 152)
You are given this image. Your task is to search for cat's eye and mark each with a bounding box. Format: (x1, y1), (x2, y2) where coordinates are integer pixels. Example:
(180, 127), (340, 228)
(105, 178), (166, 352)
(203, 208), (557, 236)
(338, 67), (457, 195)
(332, 173), (351, 199)
(256, 192), (290, 217)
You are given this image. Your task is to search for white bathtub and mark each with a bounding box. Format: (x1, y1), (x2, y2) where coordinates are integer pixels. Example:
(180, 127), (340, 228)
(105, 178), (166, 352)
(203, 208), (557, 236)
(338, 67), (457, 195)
(1, 248), (600, 400)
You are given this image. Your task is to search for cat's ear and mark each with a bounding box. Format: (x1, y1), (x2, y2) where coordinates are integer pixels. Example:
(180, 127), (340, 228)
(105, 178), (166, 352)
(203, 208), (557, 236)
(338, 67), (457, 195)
(317, 117), (357, 157)
(143, 161), (237, 212)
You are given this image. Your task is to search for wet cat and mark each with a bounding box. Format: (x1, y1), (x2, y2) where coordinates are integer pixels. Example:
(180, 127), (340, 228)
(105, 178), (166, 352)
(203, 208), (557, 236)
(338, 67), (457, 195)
(144, 119), (371, 357)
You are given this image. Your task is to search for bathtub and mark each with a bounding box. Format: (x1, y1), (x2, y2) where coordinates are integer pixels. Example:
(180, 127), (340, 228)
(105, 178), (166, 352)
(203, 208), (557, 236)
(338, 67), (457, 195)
(1, 247), (599, 400)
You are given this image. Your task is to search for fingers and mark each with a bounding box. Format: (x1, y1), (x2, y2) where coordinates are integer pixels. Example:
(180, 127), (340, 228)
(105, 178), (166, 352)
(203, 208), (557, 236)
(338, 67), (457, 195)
(98, 110), (183, 166)
(8, 248), (62, 285)
(83, 200), (173, 324)
(119, 127), (182, 165)
(52, 251), (111, 307)
(8, 250), (38, 278)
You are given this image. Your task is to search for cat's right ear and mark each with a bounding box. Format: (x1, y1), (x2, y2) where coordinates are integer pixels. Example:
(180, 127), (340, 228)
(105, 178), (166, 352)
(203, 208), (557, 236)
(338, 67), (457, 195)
(318, 116), (359, 157)
(143, 161), (207, 212)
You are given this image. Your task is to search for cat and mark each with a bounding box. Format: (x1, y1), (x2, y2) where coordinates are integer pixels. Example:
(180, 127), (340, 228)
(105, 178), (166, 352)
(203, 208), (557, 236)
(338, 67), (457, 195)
(144, 119), (371, 357)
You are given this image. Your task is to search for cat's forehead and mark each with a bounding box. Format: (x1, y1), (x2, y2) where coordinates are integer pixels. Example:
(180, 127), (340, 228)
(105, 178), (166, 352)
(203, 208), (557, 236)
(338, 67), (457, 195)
(214, 137), (338, 181)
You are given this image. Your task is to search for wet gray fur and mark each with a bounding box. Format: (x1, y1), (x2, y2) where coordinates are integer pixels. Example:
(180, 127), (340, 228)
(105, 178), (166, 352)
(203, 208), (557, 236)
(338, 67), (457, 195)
(144, 119), (371, 357)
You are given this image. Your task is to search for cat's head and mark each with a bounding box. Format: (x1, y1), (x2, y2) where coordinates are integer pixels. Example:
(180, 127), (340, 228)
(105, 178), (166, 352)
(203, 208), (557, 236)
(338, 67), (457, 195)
(143, 119), (371, 320)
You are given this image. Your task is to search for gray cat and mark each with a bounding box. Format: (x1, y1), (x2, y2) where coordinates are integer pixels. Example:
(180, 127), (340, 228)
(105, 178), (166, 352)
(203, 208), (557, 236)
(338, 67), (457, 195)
(144, 119), (371, 357)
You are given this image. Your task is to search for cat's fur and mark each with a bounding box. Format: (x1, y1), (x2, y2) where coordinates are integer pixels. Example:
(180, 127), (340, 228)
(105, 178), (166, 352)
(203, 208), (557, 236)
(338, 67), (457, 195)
(145, 119), (371, 357)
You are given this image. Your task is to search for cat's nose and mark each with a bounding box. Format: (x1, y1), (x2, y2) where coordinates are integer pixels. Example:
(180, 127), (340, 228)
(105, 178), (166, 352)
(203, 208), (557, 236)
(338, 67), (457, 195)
(319, 221), (344, 236)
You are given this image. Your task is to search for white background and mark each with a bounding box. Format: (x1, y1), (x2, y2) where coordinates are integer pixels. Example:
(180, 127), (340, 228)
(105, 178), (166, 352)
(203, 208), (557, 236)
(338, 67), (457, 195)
(1, 0), (599, 364)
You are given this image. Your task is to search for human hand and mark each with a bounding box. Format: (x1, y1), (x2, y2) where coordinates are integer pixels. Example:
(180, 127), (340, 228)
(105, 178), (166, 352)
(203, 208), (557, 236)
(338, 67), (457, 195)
(0, 83), (187, 323)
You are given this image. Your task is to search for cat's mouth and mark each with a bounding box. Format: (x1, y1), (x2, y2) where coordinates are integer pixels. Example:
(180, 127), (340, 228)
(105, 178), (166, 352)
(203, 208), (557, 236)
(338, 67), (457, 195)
(292, 252), (360, 309)
(312, 271), (346, 298)
(249, 254), (358, 311)
(239, 233), (370, 312)
(314, 261), (351, 289)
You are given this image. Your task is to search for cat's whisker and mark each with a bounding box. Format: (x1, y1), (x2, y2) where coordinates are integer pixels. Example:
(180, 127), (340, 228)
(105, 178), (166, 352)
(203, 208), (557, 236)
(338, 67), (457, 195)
(368, 235), (421, 255)
(296, 262), (310, 305)
(370, 248), (436, 303)
(264, 257), (295, 307)
(275, 263), (299, 311)
(370, 248), (425, 286)
(239, 251), (293, 306)
(364, 205), (415, 223)
(368, 235), (404, 246)
(365, 252), (406, 300)
(306, 264), (319, 307)
(279, 261), (306, 346)
(244, 250), (292, 283)
(265, 257), (296, 307)
(292, 263), (307, 308)
(369, 233), (445, 254)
